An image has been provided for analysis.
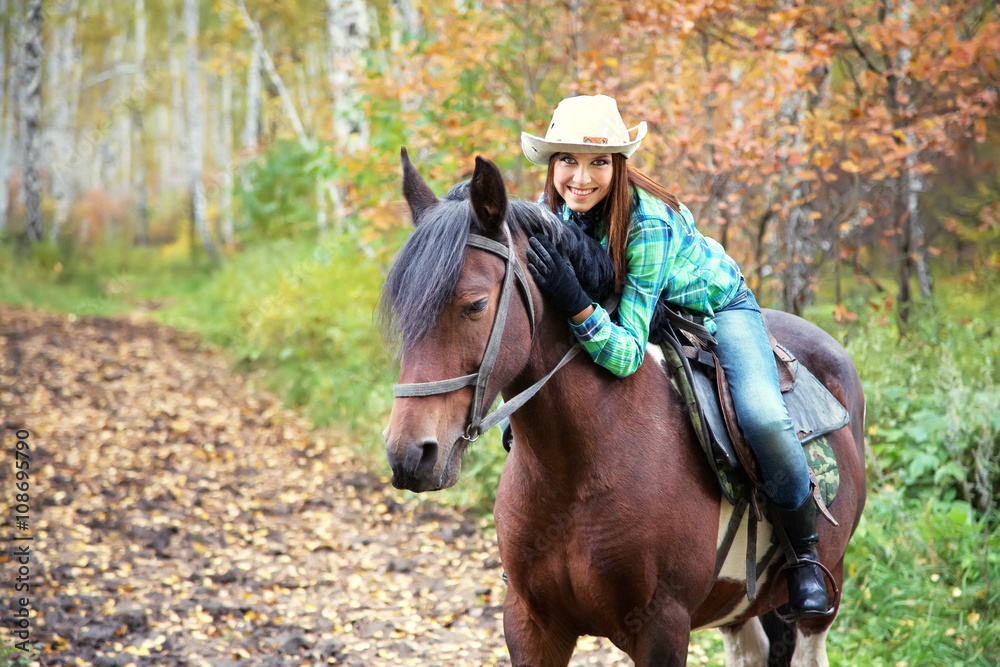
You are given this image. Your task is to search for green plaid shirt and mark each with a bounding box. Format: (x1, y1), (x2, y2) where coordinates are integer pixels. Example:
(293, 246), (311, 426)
(560, 188), (742, 377)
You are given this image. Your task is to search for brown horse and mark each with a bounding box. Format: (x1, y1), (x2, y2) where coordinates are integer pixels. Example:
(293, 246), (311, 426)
(381, 151), (866, 667)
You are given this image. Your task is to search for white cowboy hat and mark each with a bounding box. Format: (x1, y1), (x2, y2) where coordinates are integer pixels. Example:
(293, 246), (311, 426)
(521, 94), (648, 166)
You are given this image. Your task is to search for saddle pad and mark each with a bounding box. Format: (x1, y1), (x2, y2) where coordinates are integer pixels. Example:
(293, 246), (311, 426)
(657, 342), (848, 506)
(805, 436), (840, 506)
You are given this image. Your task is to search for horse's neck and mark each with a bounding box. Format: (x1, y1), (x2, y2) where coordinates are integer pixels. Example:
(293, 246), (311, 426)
(502, 323), (611, 489)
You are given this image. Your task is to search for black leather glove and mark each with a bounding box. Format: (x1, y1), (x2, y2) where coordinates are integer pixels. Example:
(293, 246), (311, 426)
(527, 235), (592, 317)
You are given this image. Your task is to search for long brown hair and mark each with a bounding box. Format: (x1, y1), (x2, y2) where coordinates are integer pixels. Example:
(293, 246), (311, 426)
(544, 153), (679, 292)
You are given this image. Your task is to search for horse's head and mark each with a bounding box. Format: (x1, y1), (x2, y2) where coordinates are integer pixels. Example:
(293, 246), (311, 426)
(380, 149), (541, 492)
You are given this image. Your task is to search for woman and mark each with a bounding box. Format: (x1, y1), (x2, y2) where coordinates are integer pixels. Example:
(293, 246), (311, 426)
(521, 94), (830, 621)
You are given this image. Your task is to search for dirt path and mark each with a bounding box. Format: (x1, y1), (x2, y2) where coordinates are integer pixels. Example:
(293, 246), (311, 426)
(0, 306), (632, 666)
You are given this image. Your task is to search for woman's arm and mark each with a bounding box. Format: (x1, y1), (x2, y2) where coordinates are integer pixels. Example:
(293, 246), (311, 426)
(570, 220), (673, 377)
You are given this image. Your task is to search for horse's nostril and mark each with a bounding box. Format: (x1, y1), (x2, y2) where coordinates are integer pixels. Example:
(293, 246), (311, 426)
(416, 439), (439, 472)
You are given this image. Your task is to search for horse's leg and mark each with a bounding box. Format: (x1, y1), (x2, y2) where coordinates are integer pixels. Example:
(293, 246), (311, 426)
(502, 590), (576, 667)
(628, 600), (693, 667)
(788, 554), (841, 667)
(719, 617), (770, 667)
(789, 622), (830, 667)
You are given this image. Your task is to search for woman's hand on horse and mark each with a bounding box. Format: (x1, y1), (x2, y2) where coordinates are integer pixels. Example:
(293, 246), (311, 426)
(527, 235), (593, 321)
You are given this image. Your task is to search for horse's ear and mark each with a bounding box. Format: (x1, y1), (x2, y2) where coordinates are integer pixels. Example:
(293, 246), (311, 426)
(470, 156), (508, 233)
(401, 146), (438, 225)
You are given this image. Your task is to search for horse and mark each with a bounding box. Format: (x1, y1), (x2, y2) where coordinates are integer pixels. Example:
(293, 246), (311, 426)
(381, 149), (866, 667)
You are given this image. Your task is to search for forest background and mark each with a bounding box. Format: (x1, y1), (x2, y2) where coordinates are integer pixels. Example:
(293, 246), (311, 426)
(0, 0), (998, 664)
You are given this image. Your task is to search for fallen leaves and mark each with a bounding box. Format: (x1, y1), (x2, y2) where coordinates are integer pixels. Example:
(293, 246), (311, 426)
(0, 307), (630, 665)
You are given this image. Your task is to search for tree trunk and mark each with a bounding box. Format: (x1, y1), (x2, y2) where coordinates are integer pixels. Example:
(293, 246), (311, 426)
(97, 32), (126, 202)
(47, 0), (78, 242)
(239, 38), (261, 193)
(21, 0), (43, 243)
(132, 0), (150, 244)
(324, 0), (370, 234)
(219, 62), (234, 246)
(0, 0), (11, 236)
(295, 57), (314, 133)
(778, 2), (815, 315)
(326, 0), (370, 150)
(238, 0), (330, 236)
(236, 0), (306, 141)
(895, 0), (933, 314)
(168, 7), (186, 192)
(184, 0), (217, 261)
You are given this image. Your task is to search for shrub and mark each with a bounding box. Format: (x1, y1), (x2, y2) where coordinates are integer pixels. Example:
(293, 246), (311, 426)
(847, 307), (999, 515)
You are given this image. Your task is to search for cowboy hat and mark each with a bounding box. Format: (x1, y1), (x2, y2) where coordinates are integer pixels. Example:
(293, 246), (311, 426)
(521, 94), (648, 166)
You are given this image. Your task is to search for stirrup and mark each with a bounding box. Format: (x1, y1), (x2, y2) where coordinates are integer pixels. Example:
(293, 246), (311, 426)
(769, 556), (840, 623)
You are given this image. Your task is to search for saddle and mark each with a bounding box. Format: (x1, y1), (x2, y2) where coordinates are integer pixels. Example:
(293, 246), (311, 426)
(652, 306), (848, 509)
(652, 306), (849, 601)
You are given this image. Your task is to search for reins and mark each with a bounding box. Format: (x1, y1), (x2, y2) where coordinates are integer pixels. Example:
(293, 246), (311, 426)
(393, 224), (581, 442)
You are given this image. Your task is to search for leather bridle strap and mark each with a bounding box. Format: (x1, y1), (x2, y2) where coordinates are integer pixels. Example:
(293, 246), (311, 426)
(466, 234), (535, 334)
(393, 225), (576, 442)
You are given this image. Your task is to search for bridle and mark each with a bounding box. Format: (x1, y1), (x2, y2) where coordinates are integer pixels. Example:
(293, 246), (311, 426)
(393, 224), (581, 442)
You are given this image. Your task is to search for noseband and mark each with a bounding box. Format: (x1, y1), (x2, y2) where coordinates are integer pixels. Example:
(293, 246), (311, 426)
(393, 224), (581, 442)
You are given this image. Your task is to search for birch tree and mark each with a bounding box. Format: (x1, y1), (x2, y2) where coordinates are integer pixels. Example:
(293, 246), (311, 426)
(21, 0), (42, 243)
(47, 0), (79, 241)
(236, 0), (337, 236)
(0, 0), (11, 236)
(894, 0), (934, 324)
(777, 4), (815, 316)
(97, 33), (126, 199)
(326, 0), (370, 151)
(239, 39), (261, 193)
(184, 0), (217, 260)
(323, 0), (370, 233)
(132, 0), (150, 244)
(167, 8), (186, 192)
(218, 62), (234, 246)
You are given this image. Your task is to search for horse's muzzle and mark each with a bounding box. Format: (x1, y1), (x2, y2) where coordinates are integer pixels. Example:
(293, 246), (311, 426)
(385, 437), (440, 492)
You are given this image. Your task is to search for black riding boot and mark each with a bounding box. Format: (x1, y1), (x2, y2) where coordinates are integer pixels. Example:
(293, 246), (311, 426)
(771, 493), (831, 620)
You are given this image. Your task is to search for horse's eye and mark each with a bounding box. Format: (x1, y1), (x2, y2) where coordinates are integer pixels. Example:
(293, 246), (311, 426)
(465, 299), (488, 316)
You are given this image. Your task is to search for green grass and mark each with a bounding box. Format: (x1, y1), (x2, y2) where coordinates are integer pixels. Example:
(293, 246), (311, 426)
(829, 489), (998, 666)
(0, 240), (215, 317)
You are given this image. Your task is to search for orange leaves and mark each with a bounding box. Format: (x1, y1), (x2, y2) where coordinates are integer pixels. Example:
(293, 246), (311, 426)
(974, 118), (987, 143)
(840, 160), (862, 174)
(833, 303), (859, 324)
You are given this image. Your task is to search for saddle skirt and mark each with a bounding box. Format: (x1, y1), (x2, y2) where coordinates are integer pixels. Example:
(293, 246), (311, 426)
(651, 313), (850, 508)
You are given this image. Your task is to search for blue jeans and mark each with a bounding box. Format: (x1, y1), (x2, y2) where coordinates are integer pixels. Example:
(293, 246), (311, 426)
(712, 282), (811, 510)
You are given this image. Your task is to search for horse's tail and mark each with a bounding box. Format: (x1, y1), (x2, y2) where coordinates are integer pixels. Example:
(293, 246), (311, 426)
(760, 611), (796, 667)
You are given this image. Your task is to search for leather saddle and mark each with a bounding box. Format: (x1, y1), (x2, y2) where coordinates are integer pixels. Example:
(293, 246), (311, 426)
(651, 306), (850, 507)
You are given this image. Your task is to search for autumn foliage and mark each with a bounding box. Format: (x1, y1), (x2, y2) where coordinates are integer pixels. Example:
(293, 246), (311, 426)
(353, 0), (999, 315)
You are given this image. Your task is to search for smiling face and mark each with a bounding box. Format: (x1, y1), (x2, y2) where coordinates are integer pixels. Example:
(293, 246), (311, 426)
(552, 152), (614, 213)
